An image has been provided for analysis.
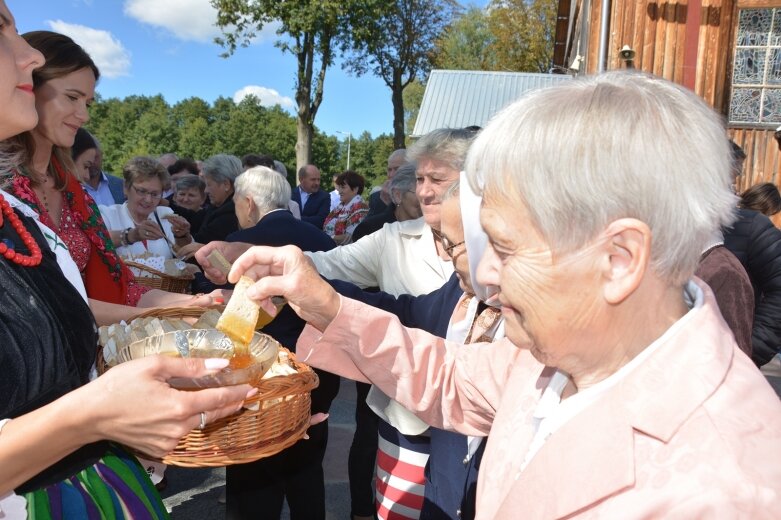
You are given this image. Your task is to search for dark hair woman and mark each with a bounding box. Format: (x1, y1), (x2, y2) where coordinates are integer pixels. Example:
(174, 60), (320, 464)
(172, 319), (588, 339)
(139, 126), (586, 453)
(322, 170), (368, 244)
(4, 31), (145, 305)
(0, 4), (253, 517)
(740, 182), (781, 217)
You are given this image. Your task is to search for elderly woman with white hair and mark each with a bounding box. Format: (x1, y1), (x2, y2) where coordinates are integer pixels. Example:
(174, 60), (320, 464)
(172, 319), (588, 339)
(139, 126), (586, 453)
(225, 72), (781, 518)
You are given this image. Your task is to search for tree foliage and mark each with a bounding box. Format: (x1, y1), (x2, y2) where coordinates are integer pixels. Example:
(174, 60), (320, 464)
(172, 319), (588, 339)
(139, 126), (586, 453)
(85, 93), (396, 193)
(345, 0), (458, 149)
(431, 6), (497, 70)
(86, 94), (342, 179)
(431, 0), (557, 73)
(211, 0), (356, 170)
(488, 0), (558, 73)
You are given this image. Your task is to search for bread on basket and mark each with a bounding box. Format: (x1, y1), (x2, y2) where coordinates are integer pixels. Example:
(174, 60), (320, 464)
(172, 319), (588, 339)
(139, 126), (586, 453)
(96, 306), (319, 467)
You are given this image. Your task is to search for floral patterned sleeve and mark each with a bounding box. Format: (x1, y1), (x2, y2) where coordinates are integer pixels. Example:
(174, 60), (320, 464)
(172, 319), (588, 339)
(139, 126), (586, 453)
(125, 277), (151, 306)
(341, 202), (369, 237)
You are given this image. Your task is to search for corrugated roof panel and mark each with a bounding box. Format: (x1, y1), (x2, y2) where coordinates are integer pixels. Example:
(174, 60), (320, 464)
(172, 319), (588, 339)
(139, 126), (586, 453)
(412, 70), (572, 137)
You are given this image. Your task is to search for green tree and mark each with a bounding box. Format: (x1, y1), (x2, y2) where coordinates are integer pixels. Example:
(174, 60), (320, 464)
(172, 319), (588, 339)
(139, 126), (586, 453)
(171, 97), (212, 127)
(488, 0), (557, 73)
(172, 97), (215, 159)
(177, 117), (214, 160)
(432, 6), (497, 70)
(87, 89), (361, 180)
(311, 131), (340, 177)
(88, 95), (172, 173)
(260, 106), (298, 169)
(212, 0), (355, 170)
(345, 0), (458, 149)
(125, 95), (179, 158)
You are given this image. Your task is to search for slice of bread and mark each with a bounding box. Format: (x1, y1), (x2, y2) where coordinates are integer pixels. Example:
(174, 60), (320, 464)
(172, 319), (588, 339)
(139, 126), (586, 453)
(216, 275), (260, 345)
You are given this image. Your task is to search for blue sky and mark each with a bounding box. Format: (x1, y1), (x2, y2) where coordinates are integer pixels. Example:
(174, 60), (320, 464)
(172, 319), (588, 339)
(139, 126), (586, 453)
(11, 0), (429, 140)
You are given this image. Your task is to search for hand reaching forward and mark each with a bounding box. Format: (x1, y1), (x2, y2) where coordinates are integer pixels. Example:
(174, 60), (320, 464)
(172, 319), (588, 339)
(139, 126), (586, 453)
(79, 356), (256, 457)
(195, 241), (253, 284)
(229, 245), (341, 332)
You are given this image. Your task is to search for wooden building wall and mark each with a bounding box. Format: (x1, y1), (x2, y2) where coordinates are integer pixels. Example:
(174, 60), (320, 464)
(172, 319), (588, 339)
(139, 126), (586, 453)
(580, 0), (737, 110)
(560, 0), (781, 197)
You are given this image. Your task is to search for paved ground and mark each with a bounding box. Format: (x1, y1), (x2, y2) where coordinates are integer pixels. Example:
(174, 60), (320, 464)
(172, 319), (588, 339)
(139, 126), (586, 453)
(160, 378), (357, 519)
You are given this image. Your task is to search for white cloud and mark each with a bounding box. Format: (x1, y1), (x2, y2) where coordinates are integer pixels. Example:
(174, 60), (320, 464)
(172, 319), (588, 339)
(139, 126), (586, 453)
(233, 86), (294, 109)
(123, 0), (279, 44)
(46, 20), (131, 78)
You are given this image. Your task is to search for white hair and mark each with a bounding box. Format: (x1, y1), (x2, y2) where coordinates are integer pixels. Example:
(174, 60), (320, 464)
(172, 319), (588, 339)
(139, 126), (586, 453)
(465, 71), (737, 285)
(235, 166), (291, 215)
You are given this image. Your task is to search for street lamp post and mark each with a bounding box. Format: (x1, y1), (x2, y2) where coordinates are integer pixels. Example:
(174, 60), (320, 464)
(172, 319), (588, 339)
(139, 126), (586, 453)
(337, 130), (351, 170)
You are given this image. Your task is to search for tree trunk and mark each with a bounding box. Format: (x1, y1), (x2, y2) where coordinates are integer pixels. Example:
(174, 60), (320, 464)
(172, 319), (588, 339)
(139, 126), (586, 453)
(391, 70), (406, 149)
(295, 32), (315, 173)
(295, 112), (312, 174)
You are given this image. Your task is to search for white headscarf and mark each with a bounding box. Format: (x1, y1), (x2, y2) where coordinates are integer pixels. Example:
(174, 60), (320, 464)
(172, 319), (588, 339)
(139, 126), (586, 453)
(459, 170), (498, 305)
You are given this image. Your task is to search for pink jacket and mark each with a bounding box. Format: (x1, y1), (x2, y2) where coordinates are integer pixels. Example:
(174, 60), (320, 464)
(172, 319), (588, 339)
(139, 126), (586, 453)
(298, 280), (781, 518)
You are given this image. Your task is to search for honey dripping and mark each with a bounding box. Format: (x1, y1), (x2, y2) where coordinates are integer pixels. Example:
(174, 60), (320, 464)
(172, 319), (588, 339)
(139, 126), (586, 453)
(229, 343), (253, 369)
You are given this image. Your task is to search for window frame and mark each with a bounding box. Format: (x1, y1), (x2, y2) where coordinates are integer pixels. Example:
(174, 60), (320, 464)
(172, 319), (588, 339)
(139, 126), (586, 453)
(728, 2), (781, 127)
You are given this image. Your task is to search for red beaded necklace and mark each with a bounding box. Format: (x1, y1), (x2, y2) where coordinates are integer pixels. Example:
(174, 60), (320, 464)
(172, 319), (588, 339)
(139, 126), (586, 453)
(0, 193), (43, 267)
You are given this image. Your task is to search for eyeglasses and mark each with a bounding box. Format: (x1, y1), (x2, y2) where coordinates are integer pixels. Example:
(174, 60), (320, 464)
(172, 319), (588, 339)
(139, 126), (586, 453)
(131, 185), (162, 200)
(441, 235), (465, 257)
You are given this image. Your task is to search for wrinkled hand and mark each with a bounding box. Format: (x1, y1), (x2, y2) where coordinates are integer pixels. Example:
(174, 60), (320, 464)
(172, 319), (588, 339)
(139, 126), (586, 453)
(229, 245), (340, 331)
(85, 356), (255, 457)
(195, 241), (253, 284)
(177, 241), (204, 260)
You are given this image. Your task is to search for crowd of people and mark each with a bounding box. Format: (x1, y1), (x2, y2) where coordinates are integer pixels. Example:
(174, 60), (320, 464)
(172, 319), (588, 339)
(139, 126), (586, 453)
(1, 0), (781, 518)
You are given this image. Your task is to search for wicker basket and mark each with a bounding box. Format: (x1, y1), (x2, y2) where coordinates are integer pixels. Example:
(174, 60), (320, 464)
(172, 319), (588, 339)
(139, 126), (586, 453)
(96, 307), (319, 467)
(159, 349), (318, 467)
(126, 260), (194, 294)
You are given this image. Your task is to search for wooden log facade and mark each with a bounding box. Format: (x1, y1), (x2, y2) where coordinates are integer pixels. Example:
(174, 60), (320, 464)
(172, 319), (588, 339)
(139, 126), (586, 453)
(554, 0), (781, 215)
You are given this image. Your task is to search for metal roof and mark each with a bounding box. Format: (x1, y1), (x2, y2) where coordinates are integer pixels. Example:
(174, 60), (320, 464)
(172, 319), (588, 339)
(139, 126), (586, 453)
(411, 70), (572, 137)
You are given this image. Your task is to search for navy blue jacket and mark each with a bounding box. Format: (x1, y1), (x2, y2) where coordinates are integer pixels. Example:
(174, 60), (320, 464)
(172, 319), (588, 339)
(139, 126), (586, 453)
(106, 173), (126, 204)
(291, 187), (331, 230)
(227, 209), (339, 415)
(331, 274), (482, 520)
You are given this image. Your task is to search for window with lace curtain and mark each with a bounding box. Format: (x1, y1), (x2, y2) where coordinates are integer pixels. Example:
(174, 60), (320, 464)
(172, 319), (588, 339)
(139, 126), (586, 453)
(729, 7), (781, 125)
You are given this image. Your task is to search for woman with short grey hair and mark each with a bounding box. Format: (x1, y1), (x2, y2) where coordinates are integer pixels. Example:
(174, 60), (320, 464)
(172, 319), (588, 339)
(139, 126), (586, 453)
(176, 154), (242, 258)
(305, 129), (472, 519)
(406, 127), (475, 173)
(202, 153), (242, 187)
(173, 174), (206, 212)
